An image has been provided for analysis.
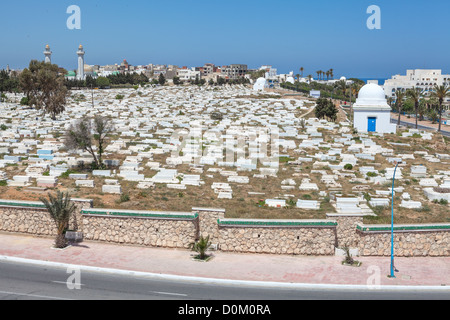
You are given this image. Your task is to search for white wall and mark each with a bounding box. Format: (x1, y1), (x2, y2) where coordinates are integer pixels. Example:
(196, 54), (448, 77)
(354, 109), (396, 133)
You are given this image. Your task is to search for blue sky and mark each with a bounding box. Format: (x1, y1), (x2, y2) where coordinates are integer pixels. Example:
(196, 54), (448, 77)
(1, 0), (449, 78)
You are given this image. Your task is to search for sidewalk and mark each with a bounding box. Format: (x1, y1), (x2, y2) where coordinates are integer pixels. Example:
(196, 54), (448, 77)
(0, 232), (448, 288)
(392, 113), (450, 131)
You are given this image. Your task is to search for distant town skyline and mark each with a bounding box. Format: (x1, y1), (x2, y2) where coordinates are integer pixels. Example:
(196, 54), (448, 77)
(1, 0), (449, 78)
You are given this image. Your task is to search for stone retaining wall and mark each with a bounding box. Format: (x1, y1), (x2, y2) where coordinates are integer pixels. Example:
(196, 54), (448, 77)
(81, 208), (198, 249)
(0, 199), (449, 256)
(217, 219), (337, 255)
(356, 224), (450, 256)
(0, 199), (92, 237)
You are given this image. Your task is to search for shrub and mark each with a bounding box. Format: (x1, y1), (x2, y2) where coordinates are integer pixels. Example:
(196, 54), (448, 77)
(118, 194), (130, 203)
(20, 97), (29, 105)
(344, 164), (353, 170)
(191, 235), (212, 261)
(210, 112), (223, 121)
(60, 170), (77, 179)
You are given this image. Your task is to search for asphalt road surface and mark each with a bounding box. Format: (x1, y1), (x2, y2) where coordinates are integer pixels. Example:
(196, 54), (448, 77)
(391, 118), (450, 137)
(0, 260), (448, 301)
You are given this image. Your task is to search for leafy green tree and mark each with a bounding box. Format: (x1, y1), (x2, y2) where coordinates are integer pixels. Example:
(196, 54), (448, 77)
(158, 73), (166, 86)
(217, 77), (226, 86)
(40, 191), (76, 249)
(428, 109), (439, 124)
(65, 116), (114, 169)
(85, 75), (97, 88)
(19, 60), (68, 120)
(173, 76), (181, 85)
(249, 69), (266, 80)
(96, 76), (110, 89)
(315, 98), (338, 122)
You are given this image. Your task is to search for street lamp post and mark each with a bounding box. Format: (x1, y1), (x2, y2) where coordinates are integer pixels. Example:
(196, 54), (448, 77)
(390, 160), (401, 278)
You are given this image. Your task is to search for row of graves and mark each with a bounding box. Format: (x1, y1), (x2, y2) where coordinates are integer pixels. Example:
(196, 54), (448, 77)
(0, 86), (449, 218)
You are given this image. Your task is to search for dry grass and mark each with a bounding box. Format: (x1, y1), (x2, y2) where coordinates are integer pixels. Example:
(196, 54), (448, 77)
(1, 105), (449, 224)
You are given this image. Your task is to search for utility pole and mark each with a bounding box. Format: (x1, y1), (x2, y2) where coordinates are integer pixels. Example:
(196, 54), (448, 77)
(389, 161), (401, 278)
(350, 82), (353, 127)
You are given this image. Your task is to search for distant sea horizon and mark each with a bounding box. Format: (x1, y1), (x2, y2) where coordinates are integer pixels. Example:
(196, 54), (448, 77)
(354, 78), (388, 85)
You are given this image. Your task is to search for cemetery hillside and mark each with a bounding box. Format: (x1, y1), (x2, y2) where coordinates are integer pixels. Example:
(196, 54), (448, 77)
(0, 82), (449, 228)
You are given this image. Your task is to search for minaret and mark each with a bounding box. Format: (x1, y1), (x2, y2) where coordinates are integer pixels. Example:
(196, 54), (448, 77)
(44, 44), (52, 64)
(77, 44), (85, 80)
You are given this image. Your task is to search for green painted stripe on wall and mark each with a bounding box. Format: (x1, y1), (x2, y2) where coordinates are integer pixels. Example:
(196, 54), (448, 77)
(217, 219), (337, 227)
(357, 224), (450, 232)
(0, 201), (46, 208)
(81, 209), (198, 220)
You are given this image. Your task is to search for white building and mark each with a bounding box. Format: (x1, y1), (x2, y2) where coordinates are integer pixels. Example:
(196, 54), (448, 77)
(259, 65), (277, 80)
(384, 69), (450, 102)
(279, 71), (295, 83)
(353, 83), (397, 134)
(253, 77), (268, 91)
(177, 68), (201, 82)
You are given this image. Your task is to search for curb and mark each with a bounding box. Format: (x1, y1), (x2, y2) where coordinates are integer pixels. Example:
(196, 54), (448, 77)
(1, 255), (449, 292)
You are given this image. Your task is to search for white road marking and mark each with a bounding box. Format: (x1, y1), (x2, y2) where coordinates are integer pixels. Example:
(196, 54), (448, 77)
(150, 291), (187, 297)
(0, 290), (73, 300)
(52, 281), (85, 287)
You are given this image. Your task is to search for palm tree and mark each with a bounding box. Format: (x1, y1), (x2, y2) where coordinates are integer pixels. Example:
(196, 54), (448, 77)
(387, 96), (394, 109)
(336, 79), (347, 102)
(431, 85), (450, 132)
(406, 87), (424, 129)
(417, 99), (427, 121)
(395, 89), (406, 126)
(307, 74), (313, 83)
(316, 71), (321, 81)
(329, 68), (334, 80)
(326, 71), (330, 81)
(351, 82), (362, 99)
(40, 191), (76, 249)
(192, 235), (212, 260)
(300, 67), (304, 78)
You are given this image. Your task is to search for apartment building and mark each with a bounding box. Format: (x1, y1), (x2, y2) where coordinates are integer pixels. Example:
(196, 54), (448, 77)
(221, 64), (248, 79)
(384, 69), (450, 104)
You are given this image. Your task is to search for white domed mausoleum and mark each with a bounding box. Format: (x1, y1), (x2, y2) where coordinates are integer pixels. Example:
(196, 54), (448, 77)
(353, 83), (397, 133)
(253, 77), (267, 91)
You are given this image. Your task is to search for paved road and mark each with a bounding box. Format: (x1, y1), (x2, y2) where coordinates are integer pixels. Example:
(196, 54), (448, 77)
(0, 260), (448, 301)
(391, 118), (450, 137)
